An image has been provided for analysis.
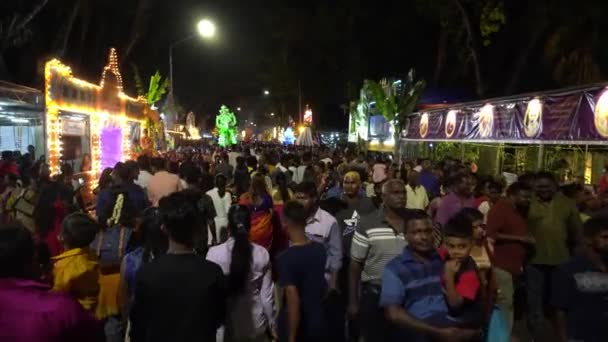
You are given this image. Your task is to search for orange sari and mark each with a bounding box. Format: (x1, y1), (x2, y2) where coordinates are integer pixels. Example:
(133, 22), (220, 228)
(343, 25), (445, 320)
(239, 193), (273, 250)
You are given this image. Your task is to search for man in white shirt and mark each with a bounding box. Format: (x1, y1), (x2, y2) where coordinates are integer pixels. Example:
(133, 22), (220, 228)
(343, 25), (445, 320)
(405, 171), (429, 210)
(206, 174), (232, 243)
(135, 155), (153, 189)
(228, 147), (241, 168)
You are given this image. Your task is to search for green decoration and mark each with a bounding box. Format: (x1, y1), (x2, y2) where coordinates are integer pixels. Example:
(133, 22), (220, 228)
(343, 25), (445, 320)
(215, 105), (238, 147)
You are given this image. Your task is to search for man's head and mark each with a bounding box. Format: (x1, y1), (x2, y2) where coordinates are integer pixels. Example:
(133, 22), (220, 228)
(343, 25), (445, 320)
(405, 210), (434, 254)
(159, 192), (200, 247)
(534, 171), (557, 201)
(582, 216), (608, 262)
(443, 215), (474, 261)
(282, 201), (309, 237)
(507, 181), (533, 209)
(60, 213), (99, 249)
(450, 173), (473, 198)
(0, 223), (35, 278)
(215, 174), (227, 190)
(112, 162), (130, 185)
(487, 180), (504, 204)
(294, 181), (318, 215)
(151, 157), (166, 172)
(407, 170), (420, 186)
(382, 179), (407, 210)
(343, 171), (361, 198)
(137, 155), (151, 172)
(125, 160), (140, 182)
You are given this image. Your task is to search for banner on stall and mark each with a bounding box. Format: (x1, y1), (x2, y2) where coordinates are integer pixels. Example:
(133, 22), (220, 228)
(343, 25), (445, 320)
(402, 86), (608, 144)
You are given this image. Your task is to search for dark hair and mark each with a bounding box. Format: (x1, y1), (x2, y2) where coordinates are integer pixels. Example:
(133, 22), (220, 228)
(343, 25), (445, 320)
(137, 155), (151, 171)
(140, 207), (168, 263)
(98, 168), (114, 190)
(102, 188), (137, 228)
(236, 156), (246, 168)
(227, 205), (252, 295)
(184, 165), (202, 185)
(487, 180), (504, 193)
(294, 181), (317, 198)
(405, 210), (430, 230)
(159, 192), (199, 246)
(454, 207), (484, 225)
(61, 213), (99, 248)
(583, 216), (608, 238)
(250, 173), (268, 203)
(113, 162), (130, 183)
(507, 181), (532, 196)
(561, 183), (584, 199)
(151, 157), (166, 171)
(215, 174), (227, 187)
(275, 172), (290, 202)
(0, 223), (34, 278)
(246, 156), (258, 170)
(125, 160), (139, 180)
(282, 201), (308, 227)
(443, 215), (474, 239)
(535, 171), (557, 184)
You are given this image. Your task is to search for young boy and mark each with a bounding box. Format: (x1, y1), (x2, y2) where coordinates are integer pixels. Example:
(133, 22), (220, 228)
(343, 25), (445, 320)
(440, 214), (484, 330)
(52, 213), (100, 312)
(277, 201), (328, 342)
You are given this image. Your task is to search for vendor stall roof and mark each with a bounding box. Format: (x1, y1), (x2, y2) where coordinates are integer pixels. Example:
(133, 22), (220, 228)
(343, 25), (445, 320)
(403, 83), (608, 145)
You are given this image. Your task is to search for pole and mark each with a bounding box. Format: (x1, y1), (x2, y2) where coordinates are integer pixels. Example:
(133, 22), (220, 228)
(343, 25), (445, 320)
(298, 80), (302, 124)
(537, 144), (544, 171)
(169, 45), (174, 97)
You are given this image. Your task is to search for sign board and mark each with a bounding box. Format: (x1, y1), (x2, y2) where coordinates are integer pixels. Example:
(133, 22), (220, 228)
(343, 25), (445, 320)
(61, 119), (86, 136)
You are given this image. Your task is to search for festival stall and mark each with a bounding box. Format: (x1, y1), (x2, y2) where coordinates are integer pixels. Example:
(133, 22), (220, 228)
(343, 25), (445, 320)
(44, 48), (154, 182)
(0, 81), (44, 154)
(401, 84), (608, 182)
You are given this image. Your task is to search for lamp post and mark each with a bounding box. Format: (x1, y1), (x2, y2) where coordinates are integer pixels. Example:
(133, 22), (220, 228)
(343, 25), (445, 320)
(168, 18), (216, 97)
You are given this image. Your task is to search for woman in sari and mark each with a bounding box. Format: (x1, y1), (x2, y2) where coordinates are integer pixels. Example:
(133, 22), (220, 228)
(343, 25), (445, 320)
(239, 173), (273, 250)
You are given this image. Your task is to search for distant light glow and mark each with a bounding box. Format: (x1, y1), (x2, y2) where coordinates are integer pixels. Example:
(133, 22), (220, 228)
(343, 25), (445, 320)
(10, 118), (29, 123)
(270, 113), (275, 117)
(197, 19), (216, 39)
(263, 90), (270, 96)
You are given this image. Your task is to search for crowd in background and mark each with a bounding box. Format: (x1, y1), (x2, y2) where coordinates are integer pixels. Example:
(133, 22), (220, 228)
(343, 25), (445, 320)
(0, 142), (607, 342)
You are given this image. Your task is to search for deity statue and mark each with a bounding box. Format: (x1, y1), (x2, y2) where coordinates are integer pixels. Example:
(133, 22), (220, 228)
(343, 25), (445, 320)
(215, 105), (238, 147)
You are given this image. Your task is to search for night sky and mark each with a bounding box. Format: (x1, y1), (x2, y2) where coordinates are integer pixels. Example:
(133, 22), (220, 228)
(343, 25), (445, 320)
(2, 0), (608, 130)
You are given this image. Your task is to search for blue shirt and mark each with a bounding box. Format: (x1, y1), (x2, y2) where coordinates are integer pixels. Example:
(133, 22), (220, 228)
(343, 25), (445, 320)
(419, 170), (440, 199)
(380, 247), (449, 340)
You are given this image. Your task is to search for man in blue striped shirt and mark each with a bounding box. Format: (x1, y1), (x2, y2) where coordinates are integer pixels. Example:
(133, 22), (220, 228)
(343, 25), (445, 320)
(379, 211), (479, 341)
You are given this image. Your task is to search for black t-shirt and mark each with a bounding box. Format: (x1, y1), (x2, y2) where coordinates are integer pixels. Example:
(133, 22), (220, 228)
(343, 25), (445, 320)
(277, 242), (328, 341)
(551, 254), (608, 342)
(130, 253), (226, 342)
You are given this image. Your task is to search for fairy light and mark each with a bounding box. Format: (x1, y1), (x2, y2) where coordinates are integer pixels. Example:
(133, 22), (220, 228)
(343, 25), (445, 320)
(45, 48), (150, 177)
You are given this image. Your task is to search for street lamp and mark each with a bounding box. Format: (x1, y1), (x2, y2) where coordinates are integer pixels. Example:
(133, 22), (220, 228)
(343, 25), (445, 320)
(270, 113), (275, 117)
(169, 18), (217, 96)
(263, 90), (270, 96)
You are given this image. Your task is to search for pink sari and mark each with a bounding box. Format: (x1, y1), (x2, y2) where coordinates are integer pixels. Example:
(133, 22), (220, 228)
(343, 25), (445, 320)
(239, 193), (273, 250)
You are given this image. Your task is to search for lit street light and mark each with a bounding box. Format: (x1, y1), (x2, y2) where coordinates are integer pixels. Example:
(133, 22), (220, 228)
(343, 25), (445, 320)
(237, 107), (242, 111)
(263, 90), (270, 96)
(197, 19), (216, 39)
(270, 113), (275, 117)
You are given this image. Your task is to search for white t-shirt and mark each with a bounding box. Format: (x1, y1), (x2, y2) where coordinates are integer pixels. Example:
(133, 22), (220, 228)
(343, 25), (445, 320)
(135, 170), (152, 189)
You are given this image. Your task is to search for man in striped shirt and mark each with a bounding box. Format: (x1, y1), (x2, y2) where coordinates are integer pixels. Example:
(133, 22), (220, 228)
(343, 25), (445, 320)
(348, 179), (409, 341)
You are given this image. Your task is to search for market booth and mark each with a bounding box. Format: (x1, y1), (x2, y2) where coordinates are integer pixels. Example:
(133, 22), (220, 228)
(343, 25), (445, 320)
(44, 48), (149, 185)
(401, 84), (608, 183)
(0, 81), (44, 154)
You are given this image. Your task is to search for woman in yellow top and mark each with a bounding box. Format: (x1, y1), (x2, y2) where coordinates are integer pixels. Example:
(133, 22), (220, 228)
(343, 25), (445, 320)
(52, 213), (100, 312)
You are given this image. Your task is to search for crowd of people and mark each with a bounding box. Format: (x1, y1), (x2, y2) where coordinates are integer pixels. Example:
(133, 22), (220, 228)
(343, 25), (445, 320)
(1, 143), (607, 342)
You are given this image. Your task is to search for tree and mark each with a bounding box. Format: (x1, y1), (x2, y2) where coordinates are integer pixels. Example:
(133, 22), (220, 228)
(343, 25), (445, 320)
(364, 69), (426, 158)
(0, 0), (49, 76)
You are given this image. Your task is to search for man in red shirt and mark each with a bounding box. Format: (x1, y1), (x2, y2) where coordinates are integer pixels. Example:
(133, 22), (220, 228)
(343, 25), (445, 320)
(486, 181), (535, 332)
